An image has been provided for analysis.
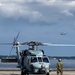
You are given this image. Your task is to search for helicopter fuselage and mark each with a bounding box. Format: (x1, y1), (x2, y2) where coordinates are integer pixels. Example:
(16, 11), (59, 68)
(20, 49), (50, 75)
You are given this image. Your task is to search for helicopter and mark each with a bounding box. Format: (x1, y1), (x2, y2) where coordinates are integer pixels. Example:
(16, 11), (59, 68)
(19, 41), (51, 75)
(0, 33), (51, 75)
(1, 33), (75, 75)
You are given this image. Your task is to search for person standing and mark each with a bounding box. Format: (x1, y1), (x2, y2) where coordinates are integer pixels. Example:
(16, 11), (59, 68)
(56, 59), (63, 75)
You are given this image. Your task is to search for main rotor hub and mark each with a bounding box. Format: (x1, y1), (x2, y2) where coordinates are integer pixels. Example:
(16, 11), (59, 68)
(22, 41), (44, 46)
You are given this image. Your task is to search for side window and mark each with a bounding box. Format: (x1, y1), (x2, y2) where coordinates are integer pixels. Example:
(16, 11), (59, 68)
(43, 57), (49, 63)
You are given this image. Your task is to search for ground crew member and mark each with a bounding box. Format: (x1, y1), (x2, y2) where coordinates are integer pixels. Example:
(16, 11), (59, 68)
(56, 59), (63, 75)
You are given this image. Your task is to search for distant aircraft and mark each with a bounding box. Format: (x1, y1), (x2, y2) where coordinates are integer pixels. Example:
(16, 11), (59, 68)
(60, 32), (67, 35)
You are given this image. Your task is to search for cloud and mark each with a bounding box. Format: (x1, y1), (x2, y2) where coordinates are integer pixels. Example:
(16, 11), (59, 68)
(67, 1), (75, 6)
(61, 10), (73, 16)
(0, 0), (42, 22)
(0, 0), (75, 25)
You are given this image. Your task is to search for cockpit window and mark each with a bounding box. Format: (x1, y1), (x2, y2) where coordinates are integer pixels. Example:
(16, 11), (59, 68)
(38, 57), (42, 62)
(30, 56), (49, 63)
(43, 57), (49, 63)
(31, 57), (37, 63)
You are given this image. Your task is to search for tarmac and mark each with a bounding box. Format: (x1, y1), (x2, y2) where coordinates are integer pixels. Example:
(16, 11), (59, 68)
(0, 70), (75, 75)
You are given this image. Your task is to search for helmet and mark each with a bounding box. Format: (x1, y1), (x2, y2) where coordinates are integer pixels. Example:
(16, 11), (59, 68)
(58, 59), (62, 62)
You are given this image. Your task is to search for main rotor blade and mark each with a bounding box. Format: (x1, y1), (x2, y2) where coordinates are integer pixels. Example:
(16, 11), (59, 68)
(0, 43), (12, 45)
(14, 32), (20, 42)
(9, 46), (14, 55)
(43, 43), (75, 46)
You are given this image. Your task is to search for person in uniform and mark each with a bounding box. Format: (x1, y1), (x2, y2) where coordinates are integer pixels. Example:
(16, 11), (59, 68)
(56, 59), (63, 75)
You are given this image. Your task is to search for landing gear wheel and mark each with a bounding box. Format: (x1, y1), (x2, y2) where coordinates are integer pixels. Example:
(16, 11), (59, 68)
(21, 70), (24, 75)
(21, 70), (27, 75)
(30, 65), (34, 73)
(46, 72), (49, 75)
(27, 73), (29, 75)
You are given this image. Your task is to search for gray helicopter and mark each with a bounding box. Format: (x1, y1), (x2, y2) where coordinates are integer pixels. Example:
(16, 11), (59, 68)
(19, 41), (51, 75)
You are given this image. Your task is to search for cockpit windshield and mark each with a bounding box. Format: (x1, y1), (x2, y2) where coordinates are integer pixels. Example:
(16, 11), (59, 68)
(31, 57), (37, 63)
(30, 56), (49, 63)
(38, 57), (42, 62)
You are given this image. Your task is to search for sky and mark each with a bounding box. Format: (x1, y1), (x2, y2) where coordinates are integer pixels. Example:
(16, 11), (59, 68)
(0, 0), (75, 56)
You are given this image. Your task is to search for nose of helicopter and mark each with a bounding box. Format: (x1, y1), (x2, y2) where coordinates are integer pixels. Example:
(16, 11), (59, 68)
(31, 62), (50, 69)
(30, 62), (50, 73)
(41, 64), (45, 68)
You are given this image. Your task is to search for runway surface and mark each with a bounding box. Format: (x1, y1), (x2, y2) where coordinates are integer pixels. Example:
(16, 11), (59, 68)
(0, 70), (75, 75)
